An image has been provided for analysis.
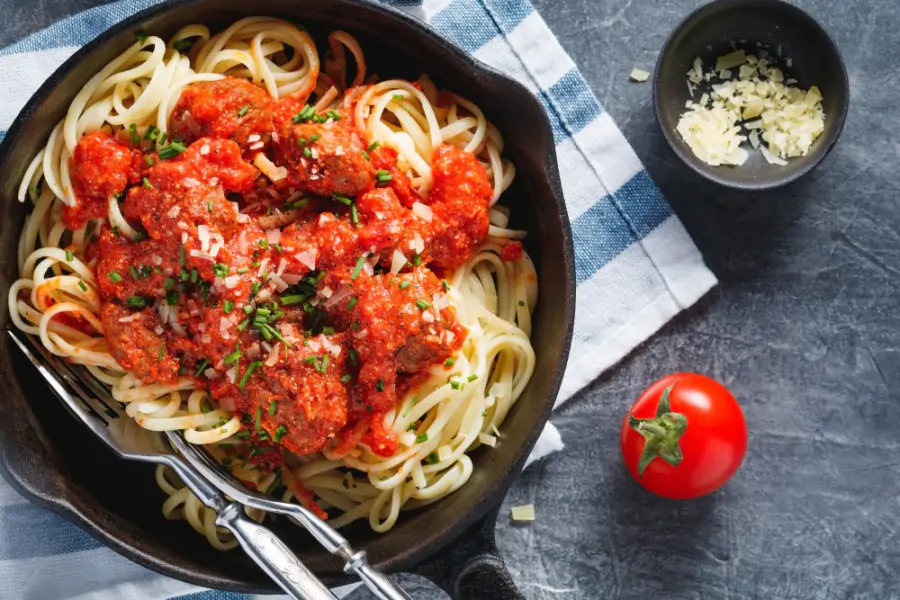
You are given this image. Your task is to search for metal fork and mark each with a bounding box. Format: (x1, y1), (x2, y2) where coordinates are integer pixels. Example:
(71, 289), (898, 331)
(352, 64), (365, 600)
(166, 432), (413, 600)
(8, 329), (337, 600)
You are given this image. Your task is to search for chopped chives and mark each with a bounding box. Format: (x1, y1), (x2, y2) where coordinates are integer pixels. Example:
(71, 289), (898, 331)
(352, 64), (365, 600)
(194, 358), (209, 376)
(445, 357), (456, 367)
(166, 290), (178, 305)
(108, 271), (123, 283)
(207, 200), (213, 212)
(237, 267), (249, 274)
(223, 300), (234, 314)
(407, 422), (417, 431)
(179, 244), (186, 266)
(309, 133), (321, 142)
(240, 362), (262, 390)
(173, 38), (193, 51)
(332, 194), (352, 205)
(78, 281), (88, 292)
(190, 268), (198, 284)
(213, 263), (228, 277)
(318, 355), (330, 373)
(298, 137), (308, 146)
(257, 238), (268, 250)
(323, 326), (334, 336)
(416, 299), (430, 310)
(237, 105), (250, 117)
(303, 146), (312, 159)
(224, 350), (242, 366)
(413, 253), (422, 266)
(442, 280), (450, 292)
(126, 296), (146, 308)
(256, 308), (271, 317)
(65, 249), (74, 262)
(304, 356), (317, 364)
(280, 294), (305, 305)
(468, 374), (478, 382)
(273, 243), (282, 253)
(348, 348), (358, 366)
(340, 374), (351, 384)
(399, 281), (411, 290)
(130, 265), (139, 280)
(416, 433), (428, 444)
(234, 430), (251, 439)
(157, 344), (166, 362)
(350, 204), (359, 224)
(375, 379), (384, 392)
(237, 318), (250, 332)
(427, 452), (439, 465)
(346, 297), (358, 310)
(361, 150), (371, 161)
(274, 424), (288, 443)
(350, 255), (367, 280)
(376, 169), (392, 183)
(142, 177), (152, 188)
(269, 400), (277, 416)
(450, 380), (461, 390)
(287, 198), (309, 210)
(145, 155), (155, 167)
(326, 110), (341, 120)
(135, 32), (148, 44)
(368, 141), (380, 152)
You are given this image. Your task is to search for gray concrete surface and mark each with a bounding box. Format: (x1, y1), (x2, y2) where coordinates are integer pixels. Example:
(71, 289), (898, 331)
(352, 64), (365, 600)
(2, 1), (897, 598)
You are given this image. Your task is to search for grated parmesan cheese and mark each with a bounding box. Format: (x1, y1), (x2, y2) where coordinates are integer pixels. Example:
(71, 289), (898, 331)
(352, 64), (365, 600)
(676, 52), (825, 167)
(629, 67), (650, 82)
(253, 153), (288, 182)
(510, 504), (535, 521)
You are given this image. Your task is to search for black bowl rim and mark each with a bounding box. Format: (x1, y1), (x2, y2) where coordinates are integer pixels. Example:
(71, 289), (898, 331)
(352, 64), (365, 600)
(652, 0), (850, 191)
(0, 0), (576, 592)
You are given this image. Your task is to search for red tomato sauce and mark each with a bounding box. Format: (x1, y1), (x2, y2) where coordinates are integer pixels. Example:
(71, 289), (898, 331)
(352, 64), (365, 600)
(75, 77), (492, 461)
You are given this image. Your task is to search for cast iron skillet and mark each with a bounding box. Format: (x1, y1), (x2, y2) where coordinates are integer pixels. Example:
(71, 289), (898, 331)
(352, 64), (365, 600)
(0, 0), (575, 597)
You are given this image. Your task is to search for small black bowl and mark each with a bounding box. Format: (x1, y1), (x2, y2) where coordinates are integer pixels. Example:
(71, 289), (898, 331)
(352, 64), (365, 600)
(653, 0), (849, 190)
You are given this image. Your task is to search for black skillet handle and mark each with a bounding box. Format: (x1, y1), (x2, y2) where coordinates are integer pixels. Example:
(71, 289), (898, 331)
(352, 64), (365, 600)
(411, 506), (525, 600)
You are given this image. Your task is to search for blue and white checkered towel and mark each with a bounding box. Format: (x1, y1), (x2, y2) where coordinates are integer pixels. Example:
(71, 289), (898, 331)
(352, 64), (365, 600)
(0, 0), (716, 598)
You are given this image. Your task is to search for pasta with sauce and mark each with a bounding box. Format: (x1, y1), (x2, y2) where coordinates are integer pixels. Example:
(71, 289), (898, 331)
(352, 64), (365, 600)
(9, 17), (537, 549)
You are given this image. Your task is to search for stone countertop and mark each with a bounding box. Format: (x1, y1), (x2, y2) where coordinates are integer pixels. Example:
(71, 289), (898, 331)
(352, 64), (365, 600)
(2, 1), (898, 598)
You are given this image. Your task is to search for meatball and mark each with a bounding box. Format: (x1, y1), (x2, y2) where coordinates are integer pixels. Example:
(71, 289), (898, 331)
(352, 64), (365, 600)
(168, 78), (275, 149)
(275, 121), (375, 197)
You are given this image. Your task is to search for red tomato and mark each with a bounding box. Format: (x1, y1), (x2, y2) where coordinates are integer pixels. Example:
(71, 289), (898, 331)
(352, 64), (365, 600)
(620, 373), (747, 499)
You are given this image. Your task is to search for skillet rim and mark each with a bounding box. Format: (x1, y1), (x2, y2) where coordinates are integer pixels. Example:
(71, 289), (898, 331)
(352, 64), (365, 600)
(0, 0), (576, 591)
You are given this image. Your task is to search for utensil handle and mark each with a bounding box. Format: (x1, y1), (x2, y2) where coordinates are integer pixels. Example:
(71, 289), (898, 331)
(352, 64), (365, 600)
(217, 503), (338, 600)
(412, 506), (525, 600)
(353, 561), (414, 600)
(450, 554), (525, 600)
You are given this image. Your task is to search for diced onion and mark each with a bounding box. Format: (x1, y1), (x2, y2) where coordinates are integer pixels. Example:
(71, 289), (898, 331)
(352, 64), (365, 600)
(390, 250), (407, 274)
(189, 249), (215, 261)
(411, 201), (433, 222)
(324, 285), (352, 308)
(295, 249), (317, 271)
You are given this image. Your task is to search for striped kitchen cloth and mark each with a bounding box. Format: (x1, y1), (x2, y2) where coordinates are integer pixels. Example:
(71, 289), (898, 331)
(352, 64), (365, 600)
(0, 0), (717, 598)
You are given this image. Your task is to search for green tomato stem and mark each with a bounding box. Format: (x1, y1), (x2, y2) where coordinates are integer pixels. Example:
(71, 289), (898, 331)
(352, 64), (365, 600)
(628, 384), (689, 476)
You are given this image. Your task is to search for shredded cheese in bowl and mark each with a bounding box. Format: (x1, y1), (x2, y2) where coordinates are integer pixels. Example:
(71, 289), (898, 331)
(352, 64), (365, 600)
(676, 50), (826, 167)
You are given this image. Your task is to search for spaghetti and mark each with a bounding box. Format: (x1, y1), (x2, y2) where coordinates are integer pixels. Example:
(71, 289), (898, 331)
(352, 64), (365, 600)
(10, 17), (537, 549)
